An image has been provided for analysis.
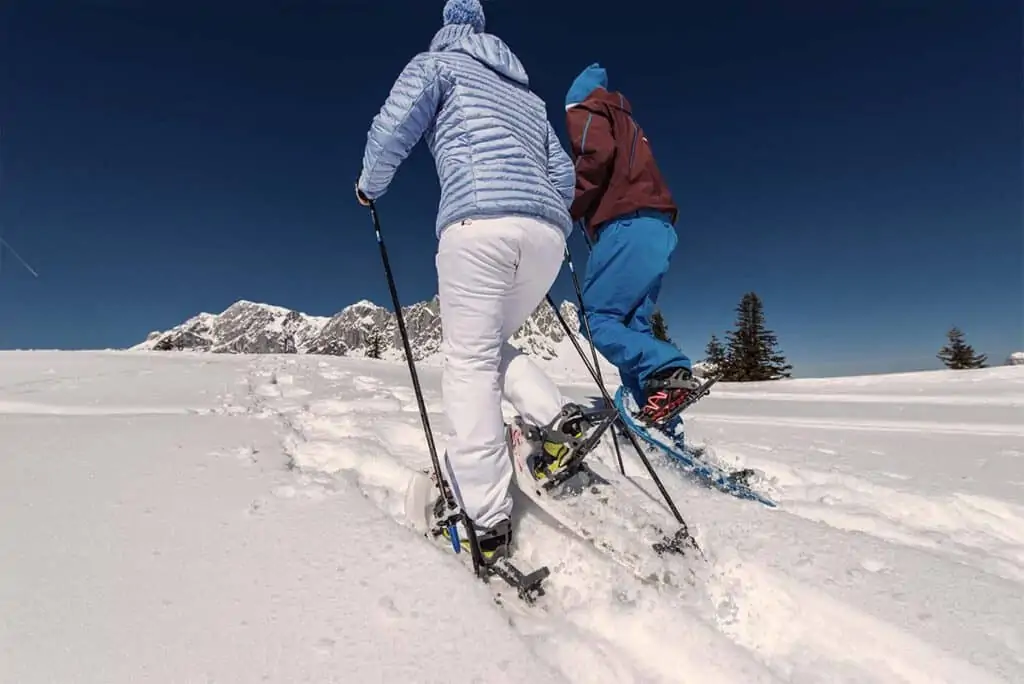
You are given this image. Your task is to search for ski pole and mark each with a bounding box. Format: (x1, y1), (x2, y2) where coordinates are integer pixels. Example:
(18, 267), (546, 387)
(365, 199), (486, 573)
(545, 293), (688, 527)
(561, 245), (626, 476)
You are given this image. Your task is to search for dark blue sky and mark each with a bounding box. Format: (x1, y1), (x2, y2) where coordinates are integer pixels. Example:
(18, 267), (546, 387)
(0, 1), (1020, 376)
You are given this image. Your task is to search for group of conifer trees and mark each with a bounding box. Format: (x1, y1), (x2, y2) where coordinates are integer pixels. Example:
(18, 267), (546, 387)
(650, 292), (990, 382)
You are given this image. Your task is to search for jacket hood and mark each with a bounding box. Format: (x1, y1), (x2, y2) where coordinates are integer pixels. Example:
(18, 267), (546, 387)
(429, 25), (529, 86)
(580, 86), (632, 114)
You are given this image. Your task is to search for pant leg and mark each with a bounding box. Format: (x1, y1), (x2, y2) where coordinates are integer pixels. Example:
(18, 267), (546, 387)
(581, 215), (690, 392)
(628, 274), (662, 337)
(635, 264), (691, 382)
(435, 219), (519, 530)
(496, 217), (568, 428)
(618, 274), (665, 402)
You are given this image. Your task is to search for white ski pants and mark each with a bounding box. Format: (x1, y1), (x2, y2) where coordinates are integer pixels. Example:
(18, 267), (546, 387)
(436, 215), (568, 530)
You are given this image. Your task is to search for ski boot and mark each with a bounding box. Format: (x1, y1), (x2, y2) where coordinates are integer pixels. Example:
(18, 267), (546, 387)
(431, 485), (512, 566)
(509, 403), (595, 488)
(639, 367), (702, 426)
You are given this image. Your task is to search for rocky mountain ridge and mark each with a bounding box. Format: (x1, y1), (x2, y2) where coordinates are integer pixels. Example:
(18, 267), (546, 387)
(133, 297), (589, 366)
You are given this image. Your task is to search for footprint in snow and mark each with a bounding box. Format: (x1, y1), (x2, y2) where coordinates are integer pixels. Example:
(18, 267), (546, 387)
(321, 396), (404, 414)
(353, 375), (382, 391)
(378, 595), (402, 617)
(272, 485), (297, 499)
(254, 383), (280, 398)
(312, 637), (336, 658)
(860, 559), (887, 573)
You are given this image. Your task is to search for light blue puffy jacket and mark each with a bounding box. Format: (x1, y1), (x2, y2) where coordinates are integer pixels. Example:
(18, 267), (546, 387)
(357, 24), (576, 238)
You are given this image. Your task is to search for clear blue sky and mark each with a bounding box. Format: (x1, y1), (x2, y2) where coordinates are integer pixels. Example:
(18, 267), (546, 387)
(0, 1), (1020, 377)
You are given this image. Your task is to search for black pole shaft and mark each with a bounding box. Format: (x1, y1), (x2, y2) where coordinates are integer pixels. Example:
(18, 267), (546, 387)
(364, 201), (452, 497)
(545, 294), (687, 526)
(368, 202), (445, 486)
(562, 246), (626, 476)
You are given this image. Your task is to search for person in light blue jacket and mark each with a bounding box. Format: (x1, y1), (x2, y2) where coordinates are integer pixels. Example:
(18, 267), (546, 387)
(355, 0), (590, 566)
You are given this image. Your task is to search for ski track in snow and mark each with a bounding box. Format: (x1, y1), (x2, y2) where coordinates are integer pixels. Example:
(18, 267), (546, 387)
(2, 351), (1022, 683)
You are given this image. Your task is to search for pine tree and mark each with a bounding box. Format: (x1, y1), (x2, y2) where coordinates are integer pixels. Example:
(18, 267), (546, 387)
(722, 292), (792, 381)
(366, 327), (382, 360)
(651, 309), (671, 343)
(937, 326), (987, 369)
(703, 334), (727, 373)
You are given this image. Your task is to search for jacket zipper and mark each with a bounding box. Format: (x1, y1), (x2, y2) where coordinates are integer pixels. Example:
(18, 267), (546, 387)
(575, 113), (594, 165)
(628, 116), (639, 172)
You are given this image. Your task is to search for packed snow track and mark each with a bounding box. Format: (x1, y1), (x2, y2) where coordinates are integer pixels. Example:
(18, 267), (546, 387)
(2, 351), (1021, 683)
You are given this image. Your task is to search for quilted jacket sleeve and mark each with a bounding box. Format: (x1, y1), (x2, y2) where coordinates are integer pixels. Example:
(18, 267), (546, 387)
(358, 54), (443, 200)
(545, 122), (575, 209)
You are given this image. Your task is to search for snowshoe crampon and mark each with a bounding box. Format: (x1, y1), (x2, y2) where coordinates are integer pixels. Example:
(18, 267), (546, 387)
(505, 410), (706, 587)
(412, 471), (551, 605)
(429, 516), (550, 604)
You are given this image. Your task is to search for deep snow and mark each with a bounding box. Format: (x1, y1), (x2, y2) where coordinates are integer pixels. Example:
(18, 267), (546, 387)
(2, 351), (1021, 683)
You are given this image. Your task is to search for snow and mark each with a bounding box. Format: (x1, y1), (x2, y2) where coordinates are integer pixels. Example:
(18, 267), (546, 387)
(2, 351), (1022, 683)
(539, 333), (620, 383)
(233, 298), (294, 316)
(347, 299), (383, 310)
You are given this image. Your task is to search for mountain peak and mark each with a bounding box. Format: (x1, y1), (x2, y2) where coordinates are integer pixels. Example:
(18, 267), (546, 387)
(345, 299), (383, 311)
(224, 299), (288, 313)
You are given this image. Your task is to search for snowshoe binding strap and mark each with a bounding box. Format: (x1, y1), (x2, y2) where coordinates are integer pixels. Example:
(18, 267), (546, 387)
(644, 367), (701, 391)
(640, 374), (721, 428)
(528, 404), (621, 489)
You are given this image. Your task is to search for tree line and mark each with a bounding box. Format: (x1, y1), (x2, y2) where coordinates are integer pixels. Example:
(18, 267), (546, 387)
(652, 292), (991, 382)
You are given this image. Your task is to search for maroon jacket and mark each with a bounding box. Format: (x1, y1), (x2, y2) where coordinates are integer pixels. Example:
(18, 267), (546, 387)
(566, 88), (678, 240)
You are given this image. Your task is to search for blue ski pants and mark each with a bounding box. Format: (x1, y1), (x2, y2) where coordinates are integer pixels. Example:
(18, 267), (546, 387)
(580, 210), (691, 402)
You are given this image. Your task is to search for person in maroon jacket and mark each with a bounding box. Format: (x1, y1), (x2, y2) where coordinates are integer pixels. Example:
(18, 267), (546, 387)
(565, 62), (699, 425)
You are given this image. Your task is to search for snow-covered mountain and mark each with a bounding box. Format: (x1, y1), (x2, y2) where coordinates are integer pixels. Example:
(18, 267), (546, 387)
(135, 301), (331, 355)
(134, 297), (602, 370)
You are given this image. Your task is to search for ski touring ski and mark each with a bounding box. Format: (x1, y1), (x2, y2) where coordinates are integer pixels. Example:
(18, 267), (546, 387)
(613, 384), (777, 508)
